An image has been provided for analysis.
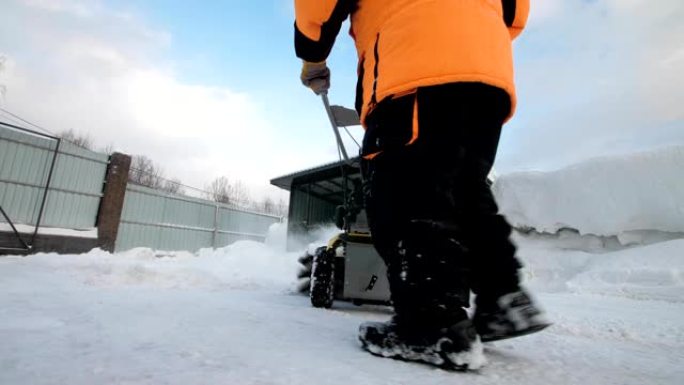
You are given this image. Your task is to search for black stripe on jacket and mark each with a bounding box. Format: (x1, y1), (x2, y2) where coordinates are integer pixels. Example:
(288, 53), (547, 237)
(295, 0), (357, 62)
(502, 0), (516, 27)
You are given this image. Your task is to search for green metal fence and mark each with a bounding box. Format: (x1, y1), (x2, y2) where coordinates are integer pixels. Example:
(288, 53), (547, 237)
(115, 184), (282, 252)
(1, 121), (281, 253)
(0, 123), (108, 231)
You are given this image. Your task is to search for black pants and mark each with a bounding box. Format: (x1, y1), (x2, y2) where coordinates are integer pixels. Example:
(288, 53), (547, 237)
(361, 83), (521, 328)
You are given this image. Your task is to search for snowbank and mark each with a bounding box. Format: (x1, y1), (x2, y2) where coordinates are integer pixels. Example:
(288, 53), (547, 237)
(1, 241), (296, 291)
(517, 235), (684, 303)
(494, 145), (684, 238)
(0, 222), (300, 292)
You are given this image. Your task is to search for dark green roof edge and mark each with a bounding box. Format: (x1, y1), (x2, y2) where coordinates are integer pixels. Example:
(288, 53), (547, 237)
(270, 157), (361, 191)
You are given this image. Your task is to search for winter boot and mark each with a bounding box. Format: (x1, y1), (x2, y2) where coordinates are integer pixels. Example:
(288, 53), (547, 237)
(358, 317), (486, 370)
(474, 289), (551, 342)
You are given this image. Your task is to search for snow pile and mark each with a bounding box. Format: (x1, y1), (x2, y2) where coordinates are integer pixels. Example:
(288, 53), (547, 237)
(194, 240), (297, 290)
(493, 145), (684, 239)
(2, 222), (300, 292)
(517, 235), (684, 303)
(566, 239), (684, 302)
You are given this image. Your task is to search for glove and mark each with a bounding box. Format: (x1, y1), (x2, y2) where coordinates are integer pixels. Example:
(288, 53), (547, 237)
(300, 60), (330, 95)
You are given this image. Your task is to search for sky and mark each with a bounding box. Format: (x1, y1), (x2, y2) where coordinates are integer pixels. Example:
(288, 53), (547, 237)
(0, 0), (682, 200)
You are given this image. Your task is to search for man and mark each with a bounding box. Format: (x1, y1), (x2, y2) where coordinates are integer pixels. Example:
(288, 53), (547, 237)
(294, 0), (549, 370)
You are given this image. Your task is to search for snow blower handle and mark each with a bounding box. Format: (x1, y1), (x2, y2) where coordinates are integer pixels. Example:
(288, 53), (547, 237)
(321, 92), (351, 164)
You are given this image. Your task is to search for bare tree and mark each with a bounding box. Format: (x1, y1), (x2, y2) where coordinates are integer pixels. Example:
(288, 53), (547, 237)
(161, 178), (184, 195)
(205, 176), (252, 207)
(128, 155), (186, 194)
(205, 176), (231, 204)
(253, 196), (288, 216)
(129, 155), (165, 189)
(276, 198), (288, 217)
(99, 143), (115, 155)
(59, 128), (93, 150)
(231, 180), (251, 207)
(262, 197), (275, 214)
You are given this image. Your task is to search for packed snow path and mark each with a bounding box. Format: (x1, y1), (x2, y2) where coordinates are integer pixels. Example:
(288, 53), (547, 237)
(1, 237), (682, 385)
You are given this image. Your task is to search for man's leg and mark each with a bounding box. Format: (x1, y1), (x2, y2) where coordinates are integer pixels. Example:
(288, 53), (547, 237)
(358, 92), (482, 369)
(415, 82), (550, 342)
(416, 83), (523, 297)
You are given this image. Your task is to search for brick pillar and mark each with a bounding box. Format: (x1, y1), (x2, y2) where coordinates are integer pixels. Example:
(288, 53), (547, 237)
(97, 152), (131, 252)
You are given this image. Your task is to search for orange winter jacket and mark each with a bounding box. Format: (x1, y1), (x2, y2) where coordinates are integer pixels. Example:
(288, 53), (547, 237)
(294, 0), (529, 125)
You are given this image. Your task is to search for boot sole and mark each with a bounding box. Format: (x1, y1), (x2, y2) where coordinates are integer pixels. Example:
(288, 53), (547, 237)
(361, 344), (472, 371)
(480, 323), (552, 343)
(359, 338), (475, 372)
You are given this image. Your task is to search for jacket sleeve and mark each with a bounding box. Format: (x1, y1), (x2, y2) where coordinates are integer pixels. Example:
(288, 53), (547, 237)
(294, 0), (353, 62)
(501, 0), (530, 40)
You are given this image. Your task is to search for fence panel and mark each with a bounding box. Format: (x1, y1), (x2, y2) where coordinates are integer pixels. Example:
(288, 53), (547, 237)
(2, 122), (280, 253)
(116, 184), (281, 252)
(0, 124), (108, 231)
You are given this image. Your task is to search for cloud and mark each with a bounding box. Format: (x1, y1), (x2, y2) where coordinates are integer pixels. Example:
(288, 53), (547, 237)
(0, 0), (310, 200)
(497, 0), (684, 172)
(21, 0), (95, 17)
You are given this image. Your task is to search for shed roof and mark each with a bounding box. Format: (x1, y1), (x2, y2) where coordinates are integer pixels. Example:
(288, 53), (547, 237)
(270, 158), (362, 204)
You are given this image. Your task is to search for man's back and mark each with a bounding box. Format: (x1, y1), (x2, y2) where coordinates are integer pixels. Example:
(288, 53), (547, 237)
(294, 0), (528, 122)
(348, 0), (527, 122)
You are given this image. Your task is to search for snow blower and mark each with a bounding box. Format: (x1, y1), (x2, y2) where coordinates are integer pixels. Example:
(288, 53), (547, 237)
(298, 93), (391, 308)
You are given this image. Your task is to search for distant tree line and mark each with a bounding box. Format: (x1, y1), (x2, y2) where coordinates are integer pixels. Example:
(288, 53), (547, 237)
(59, 128), (94, 150)
(204, 176), (288, 217)
(128, 155), (184, 195)
(58, 129), (114, 155)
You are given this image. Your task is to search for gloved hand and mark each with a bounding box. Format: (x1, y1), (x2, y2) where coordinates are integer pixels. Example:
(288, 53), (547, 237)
(300, 60), (330, 95)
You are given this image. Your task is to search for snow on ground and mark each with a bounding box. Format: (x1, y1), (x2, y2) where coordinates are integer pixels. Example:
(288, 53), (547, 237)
(1, 220), (682, 385)
(517, 234), (684, 303)
(493, 145), (684, 240)
(0, 223), (98, 238)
